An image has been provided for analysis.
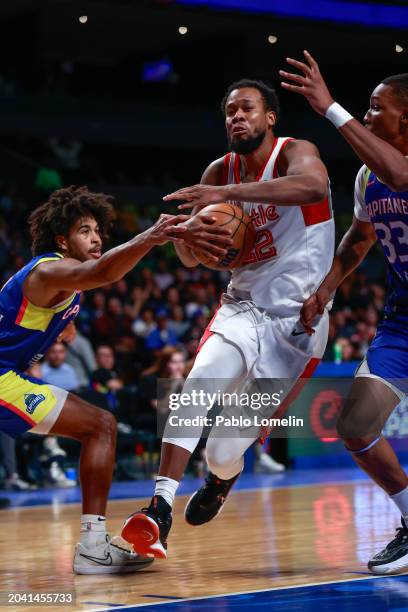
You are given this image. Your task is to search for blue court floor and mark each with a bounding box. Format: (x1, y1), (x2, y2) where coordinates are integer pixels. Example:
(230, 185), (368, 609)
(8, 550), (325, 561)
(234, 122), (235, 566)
(87, 575), (408, 611)
(3, 467), (408, 611)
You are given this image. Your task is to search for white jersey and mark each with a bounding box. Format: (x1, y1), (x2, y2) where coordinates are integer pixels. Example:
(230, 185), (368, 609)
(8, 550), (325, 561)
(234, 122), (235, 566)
(224, 136), (335, 316)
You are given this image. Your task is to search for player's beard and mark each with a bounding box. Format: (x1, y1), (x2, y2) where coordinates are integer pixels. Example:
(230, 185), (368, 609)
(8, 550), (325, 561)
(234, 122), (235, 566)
(229, 130), (266, 154)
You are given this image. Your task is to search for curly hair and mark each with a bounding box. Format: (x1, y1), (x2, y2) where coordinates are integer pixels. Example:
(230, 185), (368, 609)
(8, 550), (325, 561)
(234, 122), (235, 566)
(28, 185), (116, 256)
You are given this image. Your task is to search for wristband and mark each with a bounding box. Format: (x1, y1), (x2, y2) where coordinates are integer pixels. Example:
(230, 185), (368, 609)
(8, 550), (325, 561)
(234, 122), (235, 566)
(325, 102), (353, 129)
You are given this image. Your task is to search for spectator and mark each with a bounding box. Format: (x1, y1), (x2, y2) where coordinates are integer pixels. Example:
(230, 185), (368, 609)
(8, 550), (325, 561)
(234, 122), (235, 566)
(168, 305), (191, 340)
(42, 342), (79, 391)
(334, 337), (356, 362)
(185, 287), (211, 319)
(137, 347), (187, 433)
(65, 328), (97, 391)
(145, 314), (178, 351)
(0, 433), (36, 491)
(26, 356), (76, 488)
(154, 259), (174, 292)
(91, 345), (124, 393)
(132, 307), (157, 339)
(93, 296), (134, 350)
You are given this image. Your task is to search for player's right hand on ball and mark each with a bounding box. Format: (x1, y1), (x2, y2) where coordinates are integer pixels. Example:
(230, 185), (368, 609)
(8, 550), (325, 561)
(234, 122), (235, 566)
(300, 287), (330, 335)
(148, 213), (190, 245)
(177, 215), (234, 262)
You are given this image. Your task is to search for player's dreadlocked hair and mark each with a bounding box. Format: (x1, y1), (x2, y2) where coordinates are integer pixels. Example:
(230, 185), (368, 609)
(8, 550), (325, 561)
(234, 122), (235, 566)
(382, 74), (408, 108)
(28, 185), (116, 256)
(220, 79), (280, 123)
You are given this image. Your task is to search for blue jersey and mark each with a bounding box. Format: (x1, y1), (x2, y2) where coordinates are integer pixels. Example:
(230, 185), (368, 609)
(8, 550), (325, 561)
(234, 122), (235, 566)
(354, 165), (408, 313)
(0, 253), (81, 371)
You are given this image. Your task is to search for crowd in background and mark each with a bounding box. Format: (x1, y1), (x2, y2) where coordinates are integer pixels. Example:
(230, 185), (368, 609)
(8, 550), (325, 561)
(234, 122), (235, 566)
(0, 138), (389, 491)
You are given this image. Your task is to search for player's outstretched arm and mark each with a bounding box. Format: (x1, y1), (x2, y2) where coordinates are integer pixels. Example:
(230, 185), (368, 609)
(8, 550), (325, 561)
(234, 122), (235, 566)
(301, 216), (377, 330)
(280, 50), (408, 192)
(30, 214), (189, 293)
(164, 142), (328, 208)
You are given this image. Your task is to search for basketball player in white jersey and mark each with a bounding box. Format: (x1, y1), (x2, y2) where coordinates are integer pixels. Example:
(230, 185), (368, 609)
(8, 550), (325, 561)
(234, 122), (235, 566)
(121, 79), (335, 559)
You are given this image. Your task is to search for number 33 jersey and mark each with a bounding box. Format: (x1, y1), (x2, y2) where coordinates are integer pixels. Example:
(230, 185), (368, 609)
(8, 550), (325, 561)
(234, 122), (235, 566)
(354, 164), (408, 313)
(224, 137), (335, 316)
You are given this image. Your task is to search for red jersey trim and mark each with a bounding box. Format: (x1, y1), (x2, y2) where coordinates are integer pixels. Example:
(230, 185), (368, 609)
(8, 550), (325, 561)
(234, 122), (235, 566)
(272, 137), (295, 179)
(232, 138), (279, 185)
(301, 197), (332, 227)
(222, 153), (231, 186)
(15, 296), (28, 325)
(196, 303), (221, 354)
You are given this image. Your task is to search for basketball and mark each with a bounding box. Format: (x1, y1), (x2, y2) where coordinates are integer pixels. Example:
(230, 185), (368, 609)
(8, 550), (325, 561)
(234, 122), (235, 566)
(191, 203), (256, 271)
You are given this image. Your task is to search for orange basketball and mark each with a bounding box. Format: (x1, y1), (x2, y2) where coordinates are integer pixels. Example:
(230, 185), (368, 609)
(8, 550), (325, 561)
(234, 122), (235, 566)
(192, 203), (256, 271)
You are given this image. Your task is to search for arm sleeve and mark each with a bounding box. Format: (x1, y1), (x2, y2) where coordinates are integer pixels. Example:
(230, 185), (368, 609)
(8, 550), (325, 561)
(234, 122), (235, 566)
(353, 165), (370, 222)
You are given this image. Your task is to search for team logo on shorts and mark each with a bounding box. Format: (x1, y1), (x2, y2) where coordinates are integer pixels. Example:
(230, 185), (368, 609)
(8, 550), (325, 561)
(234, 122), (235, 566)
(24, 393), (46, 415)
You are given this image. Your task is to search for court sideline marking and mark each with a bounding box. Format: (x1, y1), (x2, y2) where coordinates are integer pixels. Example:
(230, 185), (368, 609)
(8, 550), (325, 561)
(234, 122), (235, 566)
(86, 572), (407, 611)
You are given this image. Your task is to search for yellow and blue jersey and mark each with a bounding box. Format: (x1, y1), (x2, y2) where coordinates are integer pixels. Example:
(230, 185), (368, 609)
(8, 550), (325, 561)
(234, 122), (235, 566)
(0, 253), (81, 437)
(0, 252), (81, 371)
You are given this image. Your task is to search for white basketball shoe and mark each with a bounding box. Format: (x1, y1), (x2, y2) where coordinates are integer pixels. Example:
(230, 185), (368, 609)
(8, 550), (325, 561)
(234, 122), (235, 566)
(73, 535), (154, 574)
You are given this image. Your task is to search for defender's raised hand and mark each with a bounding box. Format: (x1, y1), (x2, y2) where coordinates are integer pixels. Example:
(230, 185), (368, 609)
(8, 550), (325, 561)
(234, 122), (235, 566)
(148, 214), (190, 245)
(280, 50), (334, 116)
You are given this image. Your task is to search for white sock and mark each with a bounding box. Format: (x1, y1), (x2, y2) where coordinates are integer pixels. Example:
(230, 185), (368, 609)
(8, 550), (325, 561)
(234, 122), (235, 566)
(154, 477), (179, 507)
(390, 486), (408, 525)
(80, 514), (107, 548)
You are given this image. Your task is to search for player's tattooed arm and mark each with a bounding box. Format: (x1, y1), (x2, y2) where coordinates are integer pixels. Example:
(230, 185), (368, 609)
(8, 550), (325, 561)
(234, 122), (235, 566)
(280, 50), (408, 192)
(301, 216), (377, 331)
(166, 142), (328, 208)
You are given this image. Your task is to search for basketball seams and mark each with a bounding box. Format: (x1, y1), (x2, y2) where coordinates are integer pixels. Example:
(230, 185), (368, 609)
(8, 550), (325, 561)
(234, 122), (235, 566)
(192, 203), (255, 270)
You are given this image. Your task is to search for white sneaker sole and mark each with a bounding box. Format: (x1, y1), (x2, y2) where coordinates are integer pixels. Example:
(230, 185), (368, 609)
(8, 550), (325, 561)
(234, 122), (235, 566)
(122, 514), (167, 559)
(73, 558), (153, 575)
(368, 555), (408, 575)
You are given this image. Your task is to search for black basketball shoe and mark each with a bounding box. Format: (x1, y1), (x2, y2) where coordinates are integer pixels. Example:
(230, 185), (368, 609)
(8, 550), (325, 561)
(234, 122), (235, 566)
(368, 518), (408, 574)
(184, 471), (241, 526)
(121, 495), (172, 559)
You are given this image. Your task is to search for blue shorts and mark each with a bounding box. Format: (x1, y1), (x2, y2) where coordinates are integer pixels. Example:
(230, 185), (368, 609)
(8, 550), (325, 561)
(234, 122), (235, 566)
(364, 314), (408, 396)
(0, 368), (68, 438)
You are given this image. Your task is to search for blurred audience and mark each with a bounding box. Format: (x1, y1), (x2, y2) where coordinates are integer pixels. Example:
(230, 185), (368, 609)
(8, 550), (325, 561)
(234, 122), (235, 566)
(42, 342), (79, 392)
(0, 168), (389, 490)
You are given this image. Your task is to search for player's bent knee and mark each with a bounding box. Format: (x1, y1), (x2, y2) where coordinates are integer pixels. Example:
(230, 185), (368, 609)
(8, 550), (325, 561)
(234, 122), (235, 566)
(94, 409), (117, 439)
(206, 439), (241, 474)
(343, 435), (382, 454)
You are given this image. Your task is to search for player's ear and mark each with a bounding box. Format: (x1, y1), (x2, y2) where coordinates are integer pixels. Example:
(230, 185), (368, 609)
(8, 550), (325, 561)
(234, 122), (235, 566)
(55, 234), (68, 254)
(401, 110), (408, 130)
(267, 110), (276, 129)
